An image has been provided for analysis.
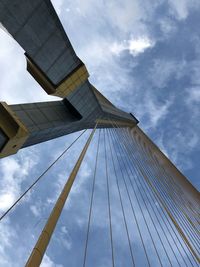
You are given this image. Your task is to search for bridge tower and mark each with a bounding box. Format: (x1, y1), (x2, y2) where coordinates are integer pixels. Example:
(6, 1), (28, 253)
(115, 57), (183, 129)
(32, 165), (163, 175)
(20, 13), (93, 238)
(0, 1), (199, 267)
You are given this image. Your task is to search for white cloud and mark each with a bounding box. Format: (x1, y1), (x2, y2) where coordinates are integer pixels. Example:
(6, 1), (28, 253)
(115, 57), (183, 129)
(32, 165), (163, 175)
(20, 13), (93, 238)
(129, 36), (154, 56)
(168, 0), (189, 20)
(56, 0), (143, 34)
(55, 226), (72, 251)
(146, 97), (173, 128)
(155, 127), (199, 170)
(0, 30), (58, 104)
(168, 0), (200, 20)
(0, 193), (15, 212)
(105, 0), (143, 34)
(186, 86), (200, 103)
(136, 94), (173, 130)
(0, 219), (14, 253)
(41, 254), (63, 267)
(187, 132), (199, 149)
(191, 62), (200, 86)
(110, 41), (127, 55)
(30, 205), (41, 217)
(0, 217), (32, 267)
(0, 149), (38, 213)
(110, 36), (154, 57)
(165, 131), (197, 170)
(61, 226), (68, 234)
(149, 59), (187, 89)
(0, 219), (16, 266)
(159, 18), (177, 38)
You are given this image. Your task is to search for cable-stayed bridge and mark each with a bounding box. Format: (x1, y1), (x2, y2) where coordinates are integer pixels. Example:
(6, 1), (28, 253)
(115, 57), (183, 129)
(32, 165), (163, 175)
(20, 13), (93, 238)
(0, 1), (199, 266)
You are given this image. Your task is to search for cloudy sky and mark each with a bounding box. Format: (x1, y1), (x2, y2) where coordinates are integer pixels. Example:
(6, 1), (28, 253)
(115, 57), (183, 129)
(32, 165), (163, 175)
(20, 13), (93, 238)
(0, 0), (199, 266)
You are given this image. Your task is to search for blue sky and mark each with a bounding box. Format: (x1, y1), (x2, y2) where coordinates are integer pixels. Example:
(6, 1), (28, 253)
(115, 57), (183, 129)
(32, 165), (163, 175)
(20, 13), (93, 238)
(0, 0), (199, 266)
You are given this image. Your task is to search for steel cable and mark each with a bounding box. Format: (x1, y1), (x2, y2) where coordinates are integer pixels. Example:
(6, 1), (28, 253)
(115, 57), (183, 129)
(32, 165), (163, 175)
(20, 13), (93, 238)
(0, 129), (87, 222)
(126, 127), (200, 255)
(122, 125), (199, 265)
(83, 129), (101, 267)
(109, 127), (163, 267)
(111, 126), (174, 267)
(103, 129), (115, 267)
(106, 128), (136, 267)
(112, 121), (196, 266)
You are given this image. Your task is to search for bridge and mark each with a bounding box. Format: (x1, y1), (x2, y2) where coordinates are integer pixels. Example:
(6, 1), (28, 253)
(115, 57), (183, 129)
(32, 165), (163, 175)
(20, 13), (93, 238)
(0, 1), (199, 266)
